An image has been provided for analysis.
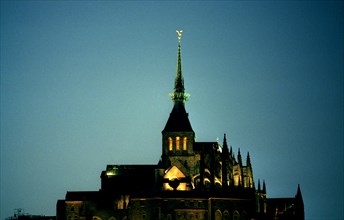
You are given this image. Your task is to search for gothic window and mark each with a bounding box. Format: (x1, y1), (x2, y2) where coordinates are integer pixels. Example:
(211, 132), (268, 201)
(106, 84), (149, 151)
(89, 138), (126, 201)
(223, 210), (230, 220)
(169, 137), (173, 151)
(176, 137), (180, 150)
(233, 211), (240, 220)
(215, 209), (222, 220)
(183, 137), (187, 150)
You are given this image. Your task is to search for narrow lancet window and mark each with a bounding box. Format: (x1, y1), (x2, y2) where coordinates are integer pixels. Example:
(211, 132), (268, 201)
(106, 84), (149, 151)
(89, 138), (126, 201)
(176, 137), (180, 150)
(183, 137), (187, 150)
(168, 137), (173, 151)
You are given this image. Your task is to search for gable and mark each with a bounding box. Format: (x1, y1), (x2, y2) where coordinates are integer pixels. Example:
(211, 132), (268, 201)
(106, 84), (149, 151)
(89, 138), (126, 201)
(164, 165), (186, 180)
(163, 165), (188, 191)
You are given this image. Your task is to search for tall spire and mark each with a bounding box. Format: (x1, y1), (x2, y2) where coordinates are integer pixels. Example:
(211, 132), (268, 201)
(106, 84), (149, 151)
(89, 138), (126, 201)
(222, 134), (229, 189)
(169, 30), (190, 103)
(163, 30), (193, 133)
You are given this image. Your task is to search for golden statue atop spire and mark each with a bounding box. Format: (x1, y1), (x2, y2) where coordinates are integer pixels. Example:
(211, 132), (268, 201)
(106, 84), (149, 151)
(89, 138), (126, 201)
(176, 30), (183, 42)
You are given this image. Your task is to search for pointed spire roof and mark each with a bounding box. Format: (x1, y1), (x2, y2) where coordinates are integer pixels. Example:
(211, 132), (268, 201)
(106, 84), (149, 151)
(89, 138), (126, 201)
(169, 30), (190, 103)
(295, 184), (304, 215)
(246, 152), (251, 166)
(296, 184), (303, 200)
(222, 134), (229, 154)
(262, 179), (266, 194)
(238, 148), (242, 165)
(175, 40), (184, 94)
(163, 30), (193, 133)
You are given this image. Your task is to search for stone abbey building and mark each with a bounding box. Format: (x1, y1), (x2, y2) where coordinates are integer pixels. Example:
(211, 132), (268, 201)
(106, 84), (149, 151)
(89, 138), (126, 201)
(57, 33), (304, 220)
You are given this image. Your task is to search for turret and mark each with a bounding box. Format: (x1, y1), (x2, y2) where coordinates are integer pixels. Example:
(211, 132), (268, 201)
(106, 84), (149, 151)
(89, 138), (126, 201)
(238, 148), (242, 165)
(262, 180), (266, 194)
(246, 152), (251, 167)
(222, 134), (229, 154)
(245, 152), (254, 188)
(222, 134), (229, 189)
(295, 184), (305, 220)
(256, 179), (267, 215)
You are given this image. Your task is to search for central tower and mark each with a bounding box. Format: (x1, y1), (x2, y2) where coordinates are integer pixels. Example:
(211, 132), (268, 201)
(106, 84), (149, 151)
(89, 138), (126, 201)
(161, 31), (196, 171)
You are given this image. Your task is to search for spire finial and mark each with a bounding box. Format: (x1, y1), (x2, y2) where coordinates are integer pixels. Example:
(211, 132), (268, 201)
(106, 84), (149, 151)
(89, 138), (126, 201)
(176, 30), (183, 42)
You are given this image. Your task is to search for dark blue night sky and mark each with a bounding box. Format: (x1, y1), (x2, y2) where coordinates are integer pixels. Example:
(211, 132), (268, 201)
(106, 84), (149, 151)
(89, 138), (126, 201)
(1, 1), (343, 220)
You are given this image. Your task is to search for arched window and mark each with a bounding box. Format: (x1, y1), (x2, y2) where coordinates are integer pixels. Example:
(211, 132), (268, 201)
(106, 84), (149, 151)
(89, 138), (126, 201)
(223, 210), (230, 220)
(183, 137), (187, 150)
(215, 209), (222, 220)
(233, 210), (240, 220)
(168, 137), (173, 151)
(176, 137), (180, 150)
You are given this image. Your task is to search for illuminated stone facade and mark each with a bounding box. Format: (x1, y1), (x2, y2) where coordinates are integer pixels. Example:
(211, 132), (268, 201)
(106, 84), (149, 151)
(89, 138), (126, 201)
(57, 35), (304, 220)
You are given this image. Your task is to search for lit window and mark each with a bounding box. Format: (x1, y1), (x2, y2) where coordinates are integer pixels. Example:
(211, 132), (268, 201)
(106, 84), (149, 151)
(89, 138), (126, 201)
(183, 137), (187, 150)
(176, 137), (180, 150)
(168, 137), (173, 151)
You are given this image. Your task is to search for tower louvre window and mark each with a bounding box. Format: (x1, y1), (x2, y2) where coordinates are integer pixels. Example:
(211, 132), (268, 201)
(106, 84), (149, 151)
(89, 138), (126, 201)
(169, 137), (173, 151)
(183, 137), (187, 150)
(176, 137), (180, 150)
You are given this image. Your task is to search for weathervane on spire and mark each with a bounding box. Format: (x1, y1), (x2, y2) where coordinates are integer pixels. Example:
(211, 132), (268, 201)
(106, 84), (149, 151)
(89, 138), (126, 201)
(176, 30), (183, 42)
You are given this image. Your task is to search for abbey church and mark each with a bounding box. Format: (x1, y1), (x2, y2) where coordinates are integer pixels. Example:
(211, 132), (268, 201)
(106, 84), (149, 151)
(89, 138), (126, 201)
(57, 33), (304, 220)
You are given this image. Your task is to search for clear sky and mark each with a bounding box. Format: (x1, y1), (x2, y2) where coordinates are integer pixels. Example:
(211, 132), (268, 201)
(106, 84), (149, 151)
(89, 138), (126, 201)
(1, 1), (343, 220)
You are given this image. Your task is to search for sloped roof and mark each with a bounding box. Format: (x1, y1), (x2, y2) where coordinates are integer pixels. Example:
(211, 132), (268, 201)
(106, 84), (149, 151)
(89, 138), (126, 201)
(164, 165), (186, 180)
(162, 102), (193, 132)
